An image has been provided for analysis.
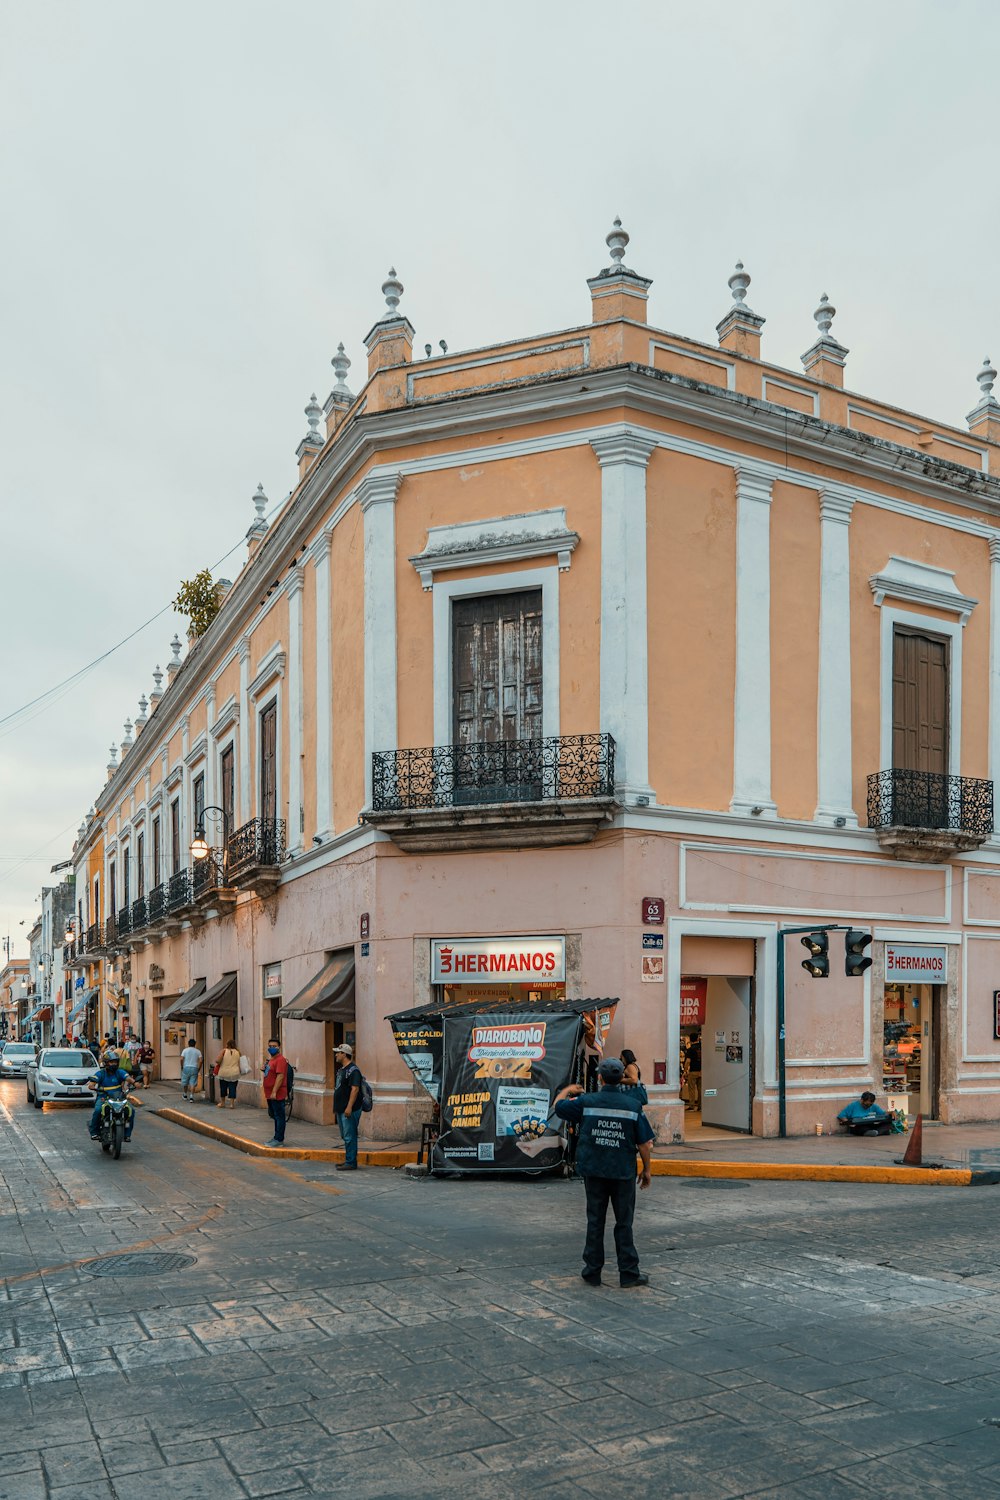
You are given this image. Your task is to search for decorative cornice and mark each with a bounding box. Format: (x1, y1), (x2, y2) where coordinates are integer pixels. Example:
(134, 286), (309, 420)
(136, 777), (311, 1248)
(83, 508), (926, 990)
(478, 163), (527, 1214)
(818, 488), (856, 525)
(357, 469), (402, 512)
(238, 637), (252, 665)
(989, 535), (1000, 565)
(590, 429), (657, 468)
(869, 554), (978, 623)
(184, 733), (208, 769)
(165, 761), (184, 793)
(285, 565), (306, 601)
(716, 307), (765, 342)
(211, 694), (240, 740)
(306, 527), (334, 567)
(249, 646), (286, 700)
(802, 336), (849, 370)
(734, 466), (773, 506)
(410, 508), (580, 591)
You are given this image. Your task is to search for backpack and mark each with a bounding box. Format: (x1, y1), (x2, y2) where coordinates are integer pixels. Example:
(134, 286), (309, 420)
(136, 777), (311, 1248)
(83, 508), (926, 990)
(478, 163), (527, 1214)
(285, 1063), (295, 1096)
(358, 1075), (373, 1113)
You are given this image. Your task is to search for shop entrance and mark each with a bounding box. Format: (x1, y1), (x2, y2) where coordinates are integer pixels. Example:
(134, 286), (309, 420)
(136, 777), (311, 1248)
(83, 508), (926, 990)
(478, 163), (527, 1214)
(682, 976), (753, 1133)
(882, 982), (940, 1119)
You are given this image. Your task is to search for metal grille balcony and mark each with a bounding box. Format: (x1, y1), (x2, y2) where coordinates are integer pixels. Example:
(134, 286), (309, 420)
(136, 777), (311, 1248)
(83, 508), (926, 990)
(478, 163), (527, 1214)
(867, 769), (994, 861)
(130, 896), (148, 933)
(117, 905), (132, 939)
(104, 914), (118, 949)
(226, 819), (285, 886)
(85, 922), (102, 953)
(62, 942), (75, 966)
(193, 851), (227, 898)
(371, 733), (617, 812)
(147, 883), (167, 926)
(166, 869), (193, 915)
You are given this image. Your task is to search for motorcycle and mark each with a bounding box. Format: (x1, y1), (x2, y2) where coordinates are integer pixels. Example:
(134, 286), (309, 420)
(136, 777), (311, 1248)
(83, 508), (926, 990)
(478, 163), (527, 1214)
(95, 1096), (134, 1159)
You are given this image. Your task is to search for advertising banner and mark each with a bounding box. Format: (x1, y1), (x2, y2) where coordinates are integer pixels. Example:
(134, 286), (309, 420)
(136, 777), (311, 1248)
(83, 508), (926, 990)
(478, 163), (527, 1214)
(430, 937), (566, 984)
(680, 977), (708, 1026)
(388, 1016), (444, 1102)
(432, 1010), (582, 1172)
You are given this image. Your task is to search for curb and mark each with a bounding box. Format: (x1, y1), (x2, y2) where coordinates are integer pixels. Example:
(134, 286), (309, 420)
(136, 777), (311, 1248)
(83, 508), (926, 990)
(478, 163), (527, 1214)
(649, 1158), (991, 1186)
(153, 1108), (418, 1167)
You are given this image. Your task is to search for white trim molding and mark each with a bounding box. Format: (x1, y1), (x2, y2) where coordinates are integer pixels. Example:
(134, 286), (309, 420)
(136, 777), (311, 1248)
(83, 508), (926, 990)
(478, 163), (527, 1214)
(211, 695), (240, 740)
(666, 917), (778, 1092)
(431, 565), (561, 749)
(310, 527), (334, 840)
(815, 487), (858, 827)
(869, 554), (978, 623)
(989, 536), (1000, 830)
(248, 645), (287, 702)
(286, 566), (305, 855)
(878, 605), (963, 777)
(731, 466), (776, 818)
(592, 427), (657, 804)
(361, 469), (401, 806)
(410, 507), (579, 591)
(184, 733), (208, 771)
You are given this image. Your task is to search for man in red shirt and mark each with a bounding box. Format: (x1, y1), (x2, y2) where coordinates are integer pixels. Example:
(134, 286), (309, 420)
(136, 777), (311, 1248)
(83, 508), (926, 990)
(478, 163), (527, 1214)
(262, 1037), (289, 1146)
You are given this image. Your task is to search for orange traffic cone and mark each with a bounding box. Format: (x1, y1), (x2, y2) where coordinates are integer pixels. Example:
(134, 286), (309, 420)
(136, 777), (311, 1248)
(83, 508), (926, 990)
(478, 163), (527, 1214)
(901, 1113), (923, 1167)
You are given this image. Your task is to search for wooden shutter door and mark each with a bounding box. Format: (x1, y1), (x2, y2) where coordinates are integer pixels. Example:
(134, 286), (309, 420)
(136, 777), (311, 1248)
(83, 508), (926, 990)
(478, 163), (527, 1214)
(260, 702), (277, 822)
(892, 631), (948, 773)
(152, 818), (161, 889)
(452, 589), (543, 802)
(170, 800), (180, 875)
(221, 746), (234, 835)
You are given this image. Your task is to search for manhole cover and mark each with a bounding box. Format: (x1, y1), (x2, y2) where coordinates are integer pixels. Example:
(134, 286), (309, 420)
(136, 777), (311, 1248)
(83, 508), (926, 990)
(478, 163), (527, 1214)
(681, 1179), (749, 1190)
(86, 1252), (196, 1277)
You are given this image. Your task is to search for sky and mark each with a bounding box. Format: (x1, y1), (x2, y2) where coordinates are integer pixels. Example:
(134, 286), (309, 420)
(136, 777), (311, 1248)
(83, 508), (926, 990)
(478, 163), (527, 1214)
(1, 0), (997, 952)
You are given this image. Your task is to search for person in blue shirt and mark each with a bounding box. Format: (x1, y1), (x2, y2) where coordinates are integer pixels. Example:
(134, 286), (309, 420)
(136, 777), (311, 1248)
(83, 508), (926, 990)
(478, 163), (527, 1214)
(554, 1057), (654, 1288)
(88, 1051), (135, 1141)
(838, 1091), (891, 1136)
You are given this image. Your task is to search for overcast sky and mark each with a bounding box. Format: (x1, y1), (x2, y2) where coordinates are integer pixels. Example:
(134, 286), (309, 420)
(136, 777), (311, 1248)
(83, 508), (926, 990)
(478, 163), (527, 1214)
(1, 0), (996, 951)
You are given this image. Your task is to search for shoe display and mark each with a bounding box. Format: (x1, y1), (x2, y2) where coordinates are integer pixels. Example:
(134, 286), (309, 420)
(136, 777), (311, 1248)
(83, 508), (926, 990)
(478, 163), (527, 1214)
(619, 1274), (649, 1288)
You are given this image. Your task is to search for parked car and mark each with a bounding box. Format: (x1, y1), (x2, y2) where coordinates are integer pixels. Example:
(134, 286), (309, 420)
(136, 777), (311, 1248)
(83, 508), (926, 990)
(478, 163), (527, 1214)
(26, 1048), (98, 1107)
(1, 1042), (37, 1078)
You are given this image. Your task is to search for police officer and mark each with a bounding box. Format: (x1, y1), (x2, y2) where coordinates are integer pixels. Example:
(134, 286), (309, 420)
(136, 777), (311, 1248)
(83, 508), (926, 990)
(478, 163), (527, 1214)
(554, 1056), (653, 1288)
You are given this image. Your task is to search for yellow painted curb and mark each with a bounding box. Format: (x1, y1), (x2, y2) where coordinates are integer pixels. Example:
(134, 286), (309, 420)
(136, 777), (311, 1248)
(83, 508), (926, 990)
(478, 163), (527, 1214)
(649, 1158), (972, 1186)
(154, 1108), (418, 1167)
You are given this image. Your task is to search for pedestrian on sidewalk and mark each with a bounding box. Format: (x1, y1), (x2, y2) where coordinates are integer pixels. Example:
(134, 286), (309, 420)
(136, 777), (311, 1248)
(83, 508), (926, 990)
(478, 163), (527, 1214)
(262, 1038), (289, 1146)
(333, 1044), (362, 1171)
(180, 1037), (202, 1100)
(139, 1038), (155, 1088)
(215, 1041), (241, 1109)
(554, 1057), (654, 1289)
(620, 1049), (648, 1105)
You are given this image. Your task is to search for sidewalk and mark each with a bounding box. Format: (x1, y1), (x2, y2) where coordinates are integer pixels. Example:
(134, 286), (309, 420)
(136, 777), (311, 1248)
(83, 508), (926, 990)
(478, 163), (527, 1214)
(144, 1081), (1000, 1185)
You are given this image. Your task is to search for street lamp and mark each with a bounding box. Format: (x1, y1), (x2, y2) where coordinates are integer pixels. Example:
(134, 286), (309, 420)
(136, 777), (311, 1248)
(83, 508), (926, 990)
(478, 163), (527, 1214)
(190, 806), (230, 868)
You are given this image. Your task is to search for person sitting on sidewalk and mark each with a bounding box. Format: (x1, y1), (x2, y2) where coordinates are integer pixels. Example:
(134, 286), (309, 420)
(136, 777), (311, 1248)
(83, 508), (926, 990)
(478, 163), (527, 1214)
(838, 1092), (892, 1136)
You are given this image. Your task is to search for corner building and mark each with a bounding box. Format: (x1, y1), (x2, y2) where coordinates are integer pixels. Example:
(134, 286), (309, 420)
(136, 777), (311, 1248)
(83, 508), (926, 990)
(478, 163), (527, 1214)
(67, 226), (1000, 1139)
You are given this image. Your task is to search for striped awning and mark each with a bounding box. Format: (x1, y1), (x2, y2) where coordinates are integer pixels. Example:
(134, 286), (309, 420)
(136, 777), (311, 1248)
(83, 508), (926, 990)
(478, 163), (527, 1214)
(278, 949), (355, 1022)
(160, 980), (207, 1024)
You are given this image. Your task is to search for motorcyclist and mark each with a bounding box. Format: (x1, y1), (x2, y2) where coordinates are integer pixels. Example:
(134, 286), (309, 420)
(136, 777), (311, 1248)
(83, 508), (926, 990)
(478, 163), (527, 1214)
(88, 1050), (135, 1142)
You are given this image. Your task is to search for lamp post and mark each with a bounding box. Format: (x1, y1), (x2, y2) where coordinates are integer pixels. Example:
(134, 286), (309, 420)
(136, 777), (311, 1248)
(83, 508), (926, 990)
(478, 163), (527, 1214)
(190, 805), (230, 877)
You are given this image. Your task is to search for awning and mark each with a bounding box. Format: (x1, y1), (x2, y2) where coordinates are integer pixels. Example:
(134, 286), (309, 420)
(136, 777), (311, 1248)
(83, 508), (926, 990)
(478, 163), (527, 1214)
(191, 973), (238, 1017)
(68, 988), (98, 1023)
(278, 949), (355, 1022)
(160, 980), (207, 1024)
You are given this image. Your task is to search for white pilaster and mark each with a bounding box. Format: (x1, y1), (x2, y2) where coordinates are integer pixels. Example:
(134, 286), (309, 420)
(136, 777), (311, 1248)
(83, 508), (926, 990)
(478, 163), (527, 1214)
(205, 683), (217, 828)
(286, 566), (305, 854)
(309, 529), (334, 839)
(990, 536), (1000, 832)
(731, 466), (777, 817)
(591, 428), (658, 803)
(361, 470), (401, 807)
(179, 714), (191, 857)
(815, 489), (858, 826)
(238, 638), (251, 824)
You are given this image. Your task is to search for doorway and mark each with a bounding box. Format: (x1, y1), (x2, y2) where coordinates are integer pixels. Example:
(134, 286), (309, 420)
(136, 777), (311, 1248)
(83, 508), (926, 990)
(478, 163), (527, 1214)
(882, 982), (939, 1119)
(451, 590), (543, 803)
(681, 975), (753, 1134)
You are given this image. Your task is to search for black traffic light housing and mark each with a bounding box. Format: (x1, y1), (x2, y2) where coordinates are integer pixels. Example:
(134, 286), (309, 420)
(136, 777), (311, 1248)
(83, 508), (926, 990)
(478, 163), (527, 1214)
(800, 931), (830, 978)
(845, 928), (873, 978)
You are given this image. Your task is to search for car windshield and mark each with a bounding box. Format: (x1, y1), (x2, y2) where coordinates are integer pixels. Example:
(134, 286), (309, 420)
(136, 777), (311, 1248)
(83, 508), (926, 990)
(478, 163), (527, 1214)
(5, 1045), (34, 1056)
(42, 1051), (96, 1068)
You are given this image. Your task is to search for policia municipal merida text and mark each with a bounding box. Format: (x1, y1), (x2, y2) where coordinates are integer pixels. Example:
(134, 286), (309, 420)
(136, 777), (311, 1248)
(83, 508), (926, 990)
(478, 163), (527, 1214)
(554, 1056), (653, 1289)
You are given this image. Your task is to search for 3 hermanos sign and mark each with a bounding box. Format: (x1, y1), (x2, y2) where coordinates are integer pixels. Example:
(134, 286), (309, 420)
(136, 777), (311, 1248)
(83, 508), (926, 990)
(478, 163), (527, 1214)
(432, 937), (566, 985)
(884, 944), (948, 983)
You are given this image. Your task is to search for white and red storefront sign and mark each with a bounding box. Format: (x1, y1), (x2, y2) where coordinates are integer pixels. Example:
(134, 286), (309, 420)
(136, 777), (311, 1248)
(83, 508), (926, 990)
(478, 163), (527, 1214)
(680, 976), (707, 1026)
(432, 937), (565, 985)
(884, 944), (948, 983)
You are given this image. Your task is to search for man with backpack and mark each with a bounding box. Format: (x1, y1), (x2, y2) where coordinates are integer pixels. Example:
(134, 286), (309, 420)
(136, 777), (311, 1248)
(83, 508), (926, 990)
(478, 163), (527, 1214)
(333, 1043), (367, 1170)
(262, 1037), (290, 1147)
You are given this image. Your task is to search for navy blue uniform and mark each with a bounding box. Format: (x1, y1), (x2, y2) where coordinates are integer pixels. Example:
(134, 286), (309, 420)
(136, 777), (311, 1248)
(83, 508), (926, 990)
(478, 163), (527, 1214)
(89, 1067), (134, 1140)
(555, 1087), (654, 1282)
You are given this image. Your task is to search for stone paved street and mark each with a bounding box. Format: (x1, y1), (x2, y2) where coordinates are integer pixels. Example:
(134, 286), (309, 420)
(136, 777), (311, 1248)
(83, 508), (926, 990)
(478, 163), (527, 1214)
(5, 1082), (1000, 1498)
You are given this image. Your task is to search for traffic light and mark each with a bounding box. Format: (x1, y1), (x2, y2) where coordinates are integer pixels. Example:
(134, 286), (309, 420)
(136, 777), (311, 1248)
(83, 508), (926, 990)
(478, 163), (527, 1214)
(801, 931), (830, 978)
(845, 929), (873, 978)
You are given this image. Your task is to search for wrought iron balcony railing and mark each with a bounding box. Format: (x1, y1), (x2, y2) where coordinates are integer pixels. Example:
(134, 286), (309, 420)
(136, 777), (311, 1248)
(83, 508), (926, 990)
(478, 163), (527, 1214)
(62, 941), (75, 966)
(867, 769), (994, 838)
(85, 922), (102, 953)
(193, 850), (228, 898)
(104, 914), (118, 949)
(371, 733), (617, 812)
(117, 905), (132, 939)
(147, 882), (167, 926)
(166, 868), (193, 915)
(131, 896), (148, 933)
(226, 819), (285, 882)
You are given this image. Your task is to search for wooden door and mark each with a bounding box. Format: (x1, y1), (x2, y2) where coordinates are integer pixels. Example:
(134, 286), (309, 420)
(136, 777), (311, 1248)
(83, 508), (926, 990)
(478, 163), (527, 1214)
(892, 629), (948, 827)
(170, 799), (181, 875)
(452, 590), (543, 801)
(152, 817), (161, 889)
(260, 702), (277, 822)
(220, 745), (235, 836)
(136, 832), (145, 898)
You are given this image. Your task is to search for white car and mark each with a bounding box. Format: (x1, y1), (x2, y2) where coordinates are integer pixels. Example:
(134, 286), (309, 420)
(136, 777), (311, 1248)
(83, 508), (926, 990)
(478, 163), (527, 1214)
(1, 1042), (38, 1078)
(26, 1048), (99, 1107)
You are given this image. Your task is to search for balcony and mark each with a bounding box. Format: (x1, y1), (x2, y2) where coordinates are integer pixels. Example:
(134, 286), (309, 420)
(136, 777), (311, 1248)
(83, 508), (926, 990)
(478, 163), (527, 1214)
(226, 819), (285, 896)
(117, 905), (132, 940)
(192, 851), (237, 913)
(128, 896), (148, 943)
(364, 733), (618, 852)
(164, 869), (195, 926)
(146, 882), (167, 933)
(867, 769), (994, 862)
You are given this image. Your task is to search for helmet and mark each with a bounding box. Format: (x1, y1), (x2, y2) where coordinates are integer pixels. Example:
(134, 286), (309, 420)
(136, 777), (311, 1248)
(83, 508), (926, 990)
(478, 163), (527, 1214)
(103, 1050), (119, 1068)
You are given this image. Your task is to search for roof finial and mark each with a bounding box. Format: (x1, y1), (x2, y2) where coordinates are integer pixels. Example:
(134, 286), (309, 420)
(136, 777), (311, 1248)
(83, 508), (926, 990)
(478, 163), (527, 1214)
(151, 664), (163, 693)
(331, 342), (352, 393)
(304, 392), (323, 445)
(728, 261), (751, 306)
(381, 267), (403, 318)
(121, 719), (133, 751)
(170, 634), (182, 665)
(977, 356), (997, 402)
(814, 293), (836, 338)
(136, 695), (148, 728)
(108, 744), (118, 766)
(606, 216), (629, 270)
